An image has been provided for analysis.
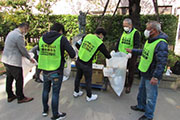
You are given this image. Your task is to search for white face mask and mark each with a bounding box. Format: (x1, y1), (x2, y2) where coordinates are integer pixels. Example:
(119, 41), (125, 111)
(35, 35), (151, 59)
(123, 27), (130, 32)
(144, 29), (151, 38)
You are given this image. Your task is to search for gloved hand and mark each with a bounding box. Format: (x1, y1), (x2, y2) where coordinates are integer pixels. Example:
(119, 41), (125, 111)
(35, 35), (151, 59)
(110, 50), (115, 56)
(127, 53), (132, 59)
(30, 58), (38, 65)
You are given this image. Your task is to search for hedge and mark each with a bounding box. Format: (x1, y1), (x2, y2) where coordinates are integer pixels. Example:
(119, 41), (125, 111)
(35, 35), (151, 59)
(0, 13), (178, 65)
(0, 13), (178, 45)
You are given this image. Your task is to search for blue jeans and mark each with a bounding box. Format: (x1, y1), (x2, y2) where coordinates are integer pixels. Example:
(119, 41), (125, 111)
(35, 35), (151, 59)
(137, 77), (159, 119)
(42, 72), (63, 117)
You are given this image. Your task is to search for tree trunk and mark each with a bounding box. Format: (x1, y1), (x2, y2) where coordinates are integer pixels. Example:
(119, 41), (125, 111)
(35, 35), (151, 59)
(97, 0), (110, 28)
(153, 0), (160, 22)
(129, 0), (141, 30)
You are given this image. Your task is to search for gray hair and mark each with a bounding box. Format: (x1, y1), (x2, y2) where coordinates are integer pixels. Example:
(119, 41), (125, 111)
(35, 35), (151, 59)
(147, 21), (161, 32)
(123, 18), (132, 25)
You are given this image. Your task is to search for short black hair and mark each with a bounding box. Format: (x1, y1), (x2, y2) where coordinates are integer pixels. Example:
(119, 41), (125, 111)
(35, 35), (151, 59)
(18, 23), (29, 28)
(50, 23), (65, 34)
(95, 27), (106, 37)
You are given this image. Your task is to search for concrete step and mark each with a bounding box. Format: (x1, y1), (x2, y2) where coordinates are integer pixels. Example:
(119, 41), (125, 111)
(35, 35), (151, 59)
(174, 42), (180, 56)
(133, 74), (180, 90)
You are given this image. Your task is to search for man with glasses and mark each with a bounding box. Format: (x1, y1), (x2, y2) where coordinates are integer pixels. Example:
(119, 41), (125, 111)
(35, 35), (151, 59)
(2, 23), (35, 104)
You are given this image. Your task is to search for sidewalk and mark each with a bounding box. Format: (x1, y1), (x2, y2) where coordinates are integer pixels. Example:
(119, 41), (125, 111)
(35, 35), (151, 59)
(0, 74), (180, 120)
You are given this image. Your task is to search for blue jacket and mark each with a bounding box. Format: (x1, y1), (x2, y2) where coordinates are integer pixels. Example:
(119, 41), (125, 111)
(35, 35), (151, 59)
(132, 32), (168, 80)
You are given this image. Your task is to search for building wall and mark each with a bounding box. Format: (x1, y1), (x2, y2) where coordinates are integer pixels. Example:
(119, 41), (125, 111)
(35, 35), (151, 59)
(31, 0), (177, 15)
(0, 0), (177, 15)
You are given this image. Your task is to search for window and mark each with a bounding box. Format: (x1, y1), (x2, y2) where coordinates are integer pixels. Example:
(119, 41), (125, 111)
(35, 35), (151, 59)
(158, 5), (172, 14)
(117, 7), (129, 15)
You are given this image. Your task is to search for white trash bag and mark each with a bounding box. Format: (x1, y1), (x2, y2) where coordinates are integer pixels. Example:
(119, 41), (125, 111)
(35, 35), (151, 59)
(22, 53), (37, 77)
(103, 51), (129, 96)
(63, 57), (71, 81)
(22, 52), (37, 85)
(22, 51), (72, 83)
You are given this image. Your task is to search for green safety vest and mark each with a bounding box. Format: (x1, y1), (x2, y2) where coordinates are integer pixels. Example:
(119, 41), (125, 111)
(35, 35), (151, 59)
(78, 34), (103, 62)
(138, 39), (167, 72)
(118, 28), (137, 54)
(38, 35), (62, 71)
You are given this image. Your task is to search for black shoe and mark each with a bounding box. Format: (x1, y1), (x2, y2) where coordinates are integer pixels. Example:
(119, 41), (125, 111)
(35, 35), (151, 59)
(33, 75), (36, 79)
(7, 95), (17, 102)
(35, 78), (43, 83)
(125, 87), (131, 94)
(130, 105), (145, 112)
(138, 115), (153, 120)
(51, 112), (66, 120)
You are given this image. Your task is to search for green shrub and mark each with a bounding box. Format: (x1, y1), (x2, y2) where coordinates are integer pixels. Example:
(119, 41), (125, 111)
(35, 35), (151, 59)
(0, 13), (178, 65)
(0, 41), (4, 51)
(0, 13), (177, 46)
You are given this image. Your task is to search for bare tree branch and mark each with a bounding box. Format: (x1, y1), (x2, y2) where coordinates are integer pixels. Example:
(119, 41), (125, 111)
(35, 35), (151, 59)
(101, 0), (110, 17)
(97, 0), (110, 28)
(113, 0), (121, 16)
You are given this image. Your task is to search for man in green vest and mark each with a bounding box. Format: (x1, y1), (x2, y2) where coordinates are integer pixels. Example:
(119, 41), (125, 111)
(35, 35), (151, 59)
(38, 23), (75, 120)
(74, 28), (111, 102)
(126, 21), (168, 120)
(116, 18), (140, 93)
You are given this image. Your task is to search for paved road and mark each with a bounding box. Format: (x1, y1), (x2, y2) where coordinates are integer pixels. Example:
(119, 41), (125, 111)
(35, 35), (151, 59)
(0, 74), (180, 120)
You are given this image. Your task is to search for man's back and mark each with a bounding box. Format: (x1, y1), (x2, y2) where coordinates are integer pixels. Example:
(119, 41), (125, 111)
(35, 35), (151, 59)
(1, 28), (30, 67)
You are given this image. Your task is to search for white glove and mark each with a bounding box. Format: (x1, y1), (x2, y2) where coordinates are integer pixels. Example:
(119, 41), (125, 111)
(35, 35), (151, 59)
(165, 69), (172, 76)
(110, 50), (115, 56)
(127, 53), (132, 59)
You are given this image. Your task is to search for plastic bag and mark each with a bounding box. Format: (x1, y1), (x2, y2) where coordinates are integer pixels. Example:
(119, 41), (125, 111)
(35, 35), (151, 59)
(22, 52), (37, 77)
(22, 52), (37, 85)
(104, 52), (128, 96)
(63, 57), (71, 81)
(72, 34), (85, 58)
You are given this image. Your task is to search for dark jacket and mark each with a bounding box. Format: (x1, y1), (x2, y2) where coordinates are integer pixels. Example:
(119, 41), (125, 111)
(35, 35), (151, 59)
(30, 45), (38, 61)
(132, 32), (168, 80)
(38, 31), (76, 75)
(75, 34), (111, 66)
(115, 28), (140, 51)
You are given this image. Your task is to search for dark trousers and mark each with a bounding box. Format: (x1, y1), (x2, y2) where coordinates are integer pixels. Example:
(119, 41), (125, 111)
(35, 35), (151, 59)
(35, 65), (42, 79)
(125, 55), (137, 88)
(4, 64), (25, 100)
(74, 60), (92, 97)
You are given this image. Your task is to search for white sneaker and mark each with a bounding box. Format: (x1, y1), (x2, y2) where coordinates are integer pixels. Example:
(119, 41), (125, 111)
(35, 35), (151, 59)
(86, 94), (98, 102)
(73, 91), (84, 97)
(42, 112), (48, 117)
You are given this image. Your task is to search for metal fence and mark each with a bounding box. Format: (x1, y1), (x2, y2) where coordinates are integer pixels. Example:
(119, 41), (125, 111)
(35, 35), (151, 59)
(0, 36), (4, 42)
(0, 36), (40, 43)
